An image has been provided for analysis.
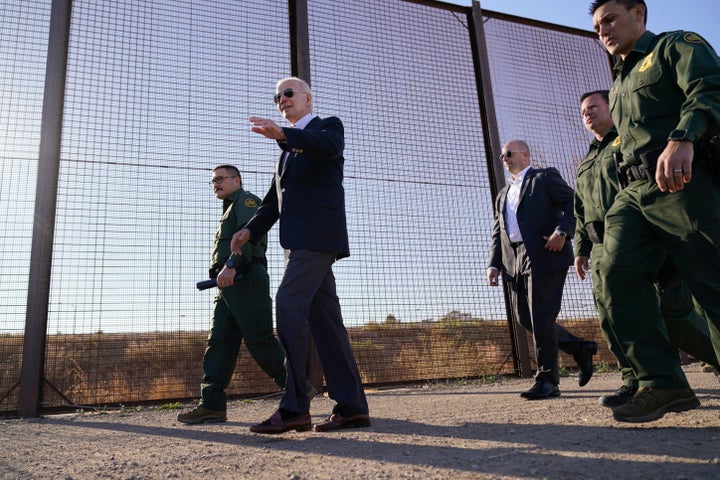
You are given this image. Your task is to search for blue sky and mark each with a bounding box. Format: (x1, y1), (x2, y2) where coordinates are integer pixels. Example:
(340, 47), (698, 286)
(447, 0), (720, 52)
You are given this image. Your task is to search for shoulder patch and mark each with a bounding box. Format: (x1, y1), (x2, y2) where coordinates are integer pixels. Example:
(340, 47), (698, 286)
(244, 198), (257, 208)
(683, 32), (704, 44)
(638, 52), (654, 72)
(612, 137), (621, 147)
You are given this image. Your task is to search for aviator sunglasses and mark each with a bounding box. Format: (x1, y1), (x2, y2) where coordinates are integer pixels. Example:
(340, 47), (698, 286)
(273, 88), (297, 104)
(499, 150), (527, 160)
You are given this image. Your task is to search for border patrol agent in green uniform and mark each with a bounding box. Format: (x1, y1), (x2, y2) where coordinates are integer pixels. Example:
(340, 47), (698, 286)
(178, 165), (286, 424)
(590, 0), (720, 423)
(574, 90), (719, 409)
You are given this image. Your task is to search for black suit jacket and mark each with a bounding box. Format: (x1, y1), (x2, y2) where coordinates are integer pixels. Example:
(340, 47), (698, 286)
(245, 116), (350, 259)
(488, 167), (575, 278)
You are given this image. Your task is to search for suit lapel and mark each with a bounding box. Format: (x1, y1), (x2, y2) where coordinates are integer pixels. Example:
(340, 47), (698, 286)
(518, 167), (535, 206)
(277, 116), (319, 177)
(498, 186), (509, 221)
(306, 116), (321, 129)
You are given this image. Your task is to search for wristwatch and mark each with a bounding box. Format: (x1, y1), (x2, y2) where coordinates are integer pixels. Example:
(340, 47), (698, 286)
(668, 129), (691, 142)
(225, 257), (239, 269)
(554, 229), (567, 238)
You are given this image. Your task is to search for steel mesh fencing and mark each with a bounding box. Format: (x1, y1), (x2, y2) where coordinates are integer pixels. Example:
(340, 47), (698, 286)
(0, 0), (613, 415)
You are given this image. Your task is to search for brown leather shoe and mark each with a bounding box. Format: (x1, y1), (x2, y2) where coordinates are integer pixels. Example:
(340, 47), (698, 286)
(313, 413), (371, 432)
(249, 410), (312, 434)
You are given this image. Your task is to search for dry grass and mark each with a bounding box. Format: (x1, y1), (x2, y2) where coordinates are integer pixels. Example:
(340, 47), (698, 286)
(0, 316), (607, 413)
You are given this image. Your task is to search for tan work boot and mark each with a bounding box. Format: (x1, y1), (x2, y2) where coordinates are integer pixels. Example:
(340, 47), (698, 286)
(612, 387), (699, 423)
(177, 406), (227, 424)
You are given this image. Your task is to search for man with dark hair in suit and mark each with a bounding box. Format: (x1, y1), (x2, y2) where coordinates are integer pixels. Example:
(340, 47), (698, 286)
(487, 140), (597, 400)
(231, 77), (369, 434)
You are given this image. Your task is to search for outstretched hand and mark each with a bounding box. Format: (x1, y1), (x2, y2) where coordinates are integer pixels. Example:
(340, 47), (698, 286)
(249, 116), (285, 140)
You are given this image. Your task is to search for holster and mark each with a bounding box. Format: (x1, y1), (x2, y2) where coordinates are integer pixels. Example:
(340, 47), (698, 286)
(585, 221), (605, 244)
(614, 152), (628, 190)
(614, 149), (661, 189)
(637, 148), (661, 181)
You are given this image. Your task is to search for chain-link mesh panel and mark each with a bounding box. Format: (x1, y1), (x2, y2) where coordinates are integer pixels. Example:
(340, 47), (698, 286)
(307, 0), (513, 383)
(0, 0), (51, 414)
(0, 1), (616, 413)
(482, 14), (613, 369)
(43, 0), (290, 407)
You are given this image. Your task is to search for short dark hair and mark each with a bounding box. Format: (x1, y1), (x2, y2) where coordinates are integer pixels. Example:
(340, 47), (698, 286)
(213, 164), (242, 184)
(589, 0), (647, 24)
(580, 90), (609, 104)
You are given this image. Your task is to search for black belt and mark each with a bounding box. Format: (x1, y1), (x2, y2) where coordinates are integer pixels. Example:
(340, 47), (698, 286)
(510, 241), (523, 248)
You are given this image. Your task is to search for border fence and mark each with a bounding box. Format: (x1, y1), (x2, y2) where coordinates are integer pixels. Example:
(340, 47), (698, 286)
(0, 0), (613, 417)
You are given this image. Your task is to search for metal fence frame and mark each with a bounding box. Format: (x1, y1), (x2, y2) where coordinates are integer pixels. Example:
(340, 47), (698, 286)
(3, 0), (611, 417)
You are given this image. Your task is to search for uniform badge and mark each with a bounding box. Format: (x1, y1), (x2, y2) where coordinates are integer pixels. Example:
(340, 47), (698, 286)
(683, 32), (704, 44)
(612, 137), (621, 146)
(638, 52), (654, 72)
(244, 198), (257, 208)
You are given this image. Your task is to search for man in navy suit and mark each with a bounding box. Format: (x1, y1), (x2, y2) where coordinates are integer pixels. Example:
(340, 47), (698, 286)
(487, 140), (597, 399)
(231, 77), (369, 434)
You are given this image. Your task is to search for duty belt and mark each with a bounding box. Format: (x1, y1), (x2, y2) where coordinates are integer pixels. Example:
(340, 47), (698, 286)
(617, 149), (661, 186)
(616, 138), (720, 189)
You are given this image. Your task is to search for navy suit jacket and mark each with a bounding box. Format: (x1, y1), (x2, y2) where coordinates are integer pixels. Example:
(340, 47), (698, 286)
(488, 167), (575, 278)
(245, 115), (350, 259)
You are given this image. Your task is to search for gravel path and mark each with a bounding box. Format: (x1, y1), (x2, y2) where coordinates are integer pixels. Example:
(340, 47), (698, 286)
(2, 364), (719, 479)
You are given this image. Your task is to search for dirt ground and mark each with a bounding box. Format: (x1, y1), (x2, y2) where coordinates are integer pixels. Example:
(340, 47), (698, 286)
(1, 364), (719, 480)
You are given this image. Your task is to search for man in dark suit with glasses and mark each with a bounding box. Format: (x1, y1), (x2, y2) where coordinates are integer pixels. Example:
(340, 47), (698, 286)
(231, 77), (370, 434)
(488, 140), (597, 400)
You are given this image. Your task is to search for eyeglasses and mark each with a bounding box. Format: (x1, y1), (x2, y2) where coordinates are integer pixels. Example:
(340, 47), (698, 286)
(273, 88), (296, 104)
(499, 150), (527, 160)
(209, 175), (236, 185)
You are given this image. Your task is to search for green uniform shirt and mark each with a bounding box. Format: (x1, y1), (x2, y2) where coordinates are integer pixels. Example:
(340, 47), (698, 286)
(573, 129), (621, 258)
(610, 30), (720, 167)
(212, 188), (267, 268)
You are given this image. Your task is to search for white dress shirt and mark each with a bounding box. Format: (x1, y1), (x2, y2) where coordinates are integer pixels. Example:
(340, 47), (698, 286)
(504, 165), (531, 243)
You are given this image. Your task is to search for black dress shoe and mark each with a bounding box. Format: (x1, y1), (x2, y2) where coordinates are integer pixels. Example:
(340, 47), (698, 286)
(313, 413), (371, 432)
(249, 410), (312, 434)
(574, 341), (598, 387)
(520, 381), (560, 400)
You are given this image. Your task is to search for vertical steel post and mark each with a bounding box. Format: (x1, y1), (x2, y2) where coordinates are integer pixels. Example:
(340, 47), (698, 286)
(289, 0), (311, 85)
(468, 0), (532, 378)
(19, 0), (73, 417)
